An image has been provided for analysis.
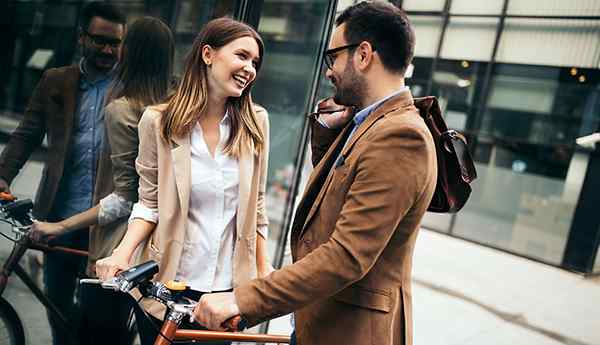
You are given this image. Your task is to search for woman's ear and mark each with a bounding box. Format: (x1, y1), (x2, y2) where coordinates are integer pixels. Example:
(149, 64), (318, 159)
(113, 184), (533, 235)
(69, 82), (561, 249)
(202, 44), (213, 66)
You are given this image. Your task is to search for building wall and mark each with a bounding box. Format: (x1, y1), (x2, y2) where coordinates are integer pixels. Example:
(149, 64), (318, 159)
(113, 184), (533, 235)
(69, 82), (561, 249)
(403, 0), (600, 270)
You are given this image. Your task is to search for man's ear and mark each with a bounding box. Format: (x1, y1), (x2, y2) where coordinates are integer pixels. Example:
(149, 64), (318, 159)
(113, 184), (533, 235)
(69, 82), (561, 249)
(356, 41), (375, 71)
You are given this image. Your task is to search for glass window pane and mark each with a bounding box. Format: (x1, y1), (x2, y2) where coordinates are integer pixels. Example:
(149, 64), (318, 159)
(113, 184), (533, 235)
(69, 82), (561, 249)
(450, 0), (504, 15)
(432, 59), (488, 130)
(595, 239), (600, 272)
(507, 0), (600, 16)
(171, 1), (236, 75)
(407, 57), (434, 98)
(453, 64), (600, 265)
(409, 15), (444, 58)
(402, 0), (445, 12)
(250, 0), (333, 261)
(174, 0), (236, 34)
(497, 19), (600, 68)
(441, 17), (498, 61)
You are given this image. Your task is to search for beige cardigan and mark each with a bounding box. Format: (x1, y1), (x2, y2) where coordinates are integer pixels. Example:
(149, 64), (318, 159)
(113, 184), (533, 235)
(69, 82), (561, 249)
(135, 105), (269, 315)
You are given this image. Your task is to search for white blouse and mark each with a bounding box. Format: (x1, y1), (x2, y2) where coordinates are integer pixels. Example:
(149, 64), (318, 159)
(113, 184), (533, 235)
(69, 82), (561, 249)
(130, 114), (239, 292)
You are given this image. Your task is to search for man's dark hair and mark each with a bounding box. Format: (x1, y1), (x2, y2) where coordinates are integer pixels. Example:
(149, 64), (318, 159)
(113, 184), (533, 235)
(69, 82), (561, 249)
(79, 1), (126, 31)
(336, 1), (415, 74)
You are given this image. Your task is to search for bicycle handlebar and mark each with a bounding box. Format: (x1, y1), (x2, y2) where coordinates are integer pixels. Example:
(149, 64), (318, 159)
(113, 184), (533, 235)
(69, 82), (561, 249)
(82, 260), (247, 332)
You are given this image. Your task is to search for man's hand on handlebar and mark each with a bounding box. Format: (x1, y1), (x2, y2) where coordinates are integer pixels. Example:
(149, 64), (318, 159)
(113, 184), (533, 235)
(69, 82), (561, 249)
(29, 221), (66, 242)
(194, 292), (241, 331)
(96, 251), (131, 281)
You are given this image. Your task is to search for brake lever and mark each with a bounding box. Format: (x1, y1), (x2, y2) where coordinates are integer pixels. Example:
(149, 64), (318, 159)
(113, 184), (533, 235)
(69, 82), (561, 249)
(80, 277), (121, 291)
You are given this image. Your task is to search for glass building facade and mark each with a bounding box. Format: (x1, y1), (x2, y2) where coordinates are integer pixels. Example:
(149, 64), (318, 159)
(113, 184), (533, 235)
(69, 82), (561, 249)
(1, 0), (599, 292)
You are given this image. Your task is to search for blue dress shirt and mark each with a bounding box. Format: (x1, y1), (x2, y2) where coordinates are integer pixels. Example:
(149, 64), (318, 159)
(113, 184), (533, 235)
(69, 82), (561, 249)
(51, 61), (111, 220)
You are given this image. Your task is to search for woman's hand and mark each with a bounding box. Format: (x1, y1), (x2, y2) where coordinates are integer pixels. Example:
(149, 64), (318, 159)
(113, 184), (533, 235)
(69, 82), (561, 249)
(29, 221), (66, 242)
(95, 251), (130, 281)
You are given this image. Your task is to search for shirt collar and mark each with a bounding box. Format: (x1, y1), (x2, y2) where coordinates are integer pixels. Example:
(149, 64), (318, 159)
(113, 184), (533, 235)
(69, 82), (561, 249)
(353, 86), (410, 126)
(79, 58), (113, 90)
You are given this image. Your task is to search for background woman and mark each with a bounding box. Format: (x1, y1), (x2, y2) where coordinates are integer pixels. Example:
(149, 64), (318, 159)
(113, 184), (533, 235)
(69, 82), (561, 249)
(96, 17), (272, 345)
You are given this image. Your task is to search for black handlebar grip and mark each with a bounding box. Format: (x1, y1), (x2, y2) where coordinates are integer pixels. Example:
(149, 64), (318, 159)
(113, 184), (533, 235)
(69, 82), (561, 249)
(2, 199), (34, 226)
(117, 260), (159, 290)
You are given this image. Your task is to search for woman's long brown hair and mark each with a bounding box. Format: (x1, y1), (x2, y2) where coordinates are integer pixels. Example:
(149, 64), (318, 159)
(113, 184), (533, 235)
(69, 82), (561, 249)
(160, 17), (265, 157)
(105, 16), (175, 113)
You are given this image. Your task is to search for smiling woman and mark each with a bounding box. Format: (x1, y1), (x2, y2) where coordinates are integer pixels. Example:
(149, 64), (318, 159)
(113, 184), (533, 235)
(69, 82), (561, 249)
(94, 17), (271, 345)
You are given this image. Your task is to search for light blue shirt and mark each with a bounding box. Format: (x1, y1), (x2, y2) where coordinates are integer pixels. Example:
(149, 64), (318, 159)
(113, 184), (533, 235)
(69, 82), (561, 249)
(51, 60), (111, 220)
(347, 87), (410, 140)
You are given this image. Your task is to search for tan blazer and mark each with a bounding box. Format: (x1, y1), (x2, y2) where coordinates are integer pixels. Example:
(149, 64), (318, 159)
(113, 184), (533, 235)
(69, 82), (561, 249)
(235, 91), (437, 345)
(135, 105), (269, 315)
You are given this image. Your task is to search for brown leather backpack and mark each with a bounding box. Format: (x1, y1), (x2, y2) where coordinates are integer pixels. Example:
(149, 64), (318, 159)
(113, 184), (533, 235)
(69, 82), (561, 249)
(414, 96), (477, 213)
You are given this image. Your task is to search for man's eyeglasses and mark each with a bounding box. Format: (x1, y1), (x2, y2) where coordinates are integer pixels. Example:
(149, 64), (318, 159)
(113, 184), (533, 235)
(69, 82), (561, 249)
(323, 43), (359, 69)
(84, 30), (122, 49)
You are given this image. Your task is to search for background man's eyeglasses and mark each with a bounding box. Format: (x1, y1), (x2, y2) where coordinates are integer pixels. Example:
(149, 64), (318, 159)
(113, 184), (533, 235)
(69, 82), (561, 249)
(323, 43), (359, 69)
(84, 31), (122, 49)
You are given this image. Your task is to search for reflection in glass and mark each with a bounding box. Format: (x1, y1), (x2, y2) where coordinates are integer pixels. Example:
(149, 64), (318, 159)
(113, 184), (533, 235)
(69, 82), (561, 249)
(171, 1), (236, 75)
(452, 64), (600, 264)
(250, 0), (332, 260)
(407, 57), (433, 98)
(420, 59), (486, 232)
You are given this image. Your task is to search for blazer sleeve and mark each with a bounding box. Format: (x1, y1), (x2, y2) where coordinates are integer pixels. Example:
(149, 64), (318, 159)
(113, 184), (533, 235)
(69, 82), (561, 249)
(255, 107), (270, 238)
(135, 109), (160, 210)
(0, 72), (48, 183)
(105, 99), (141, 202)
(234, 123), (435, 326)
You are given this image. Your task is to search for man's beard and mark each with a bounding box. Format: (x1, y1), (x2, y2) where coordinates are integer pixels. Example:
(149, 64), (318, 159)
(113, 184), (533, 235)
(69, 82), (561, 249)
(83, 46), (117, 72)
(332, 61), (365, 109)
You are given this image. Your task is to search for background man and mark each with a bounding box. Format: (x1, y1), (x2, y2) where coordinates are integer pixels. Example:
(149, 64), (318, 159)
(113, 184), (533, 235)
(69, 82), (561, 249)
(0, 3), (125, 344)
(194, 2), (437, 345)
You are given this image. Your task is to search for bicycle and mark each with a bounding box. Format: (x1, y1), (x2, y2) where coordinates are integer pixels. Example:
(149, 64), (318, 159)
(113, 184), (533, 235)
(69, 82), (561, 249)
(85, 260), (291, 345)
(0, 193), (136, 345)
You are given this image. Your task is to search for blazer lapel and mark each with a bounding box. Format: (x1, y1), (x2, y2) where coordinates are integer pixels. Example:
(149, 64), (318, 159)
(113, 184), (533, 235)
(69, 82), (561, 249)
(295, 90), (415, 238)
(291, 122), (354, 238)
(236, 142), (254, 237)
(171, 135), (191, 219)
